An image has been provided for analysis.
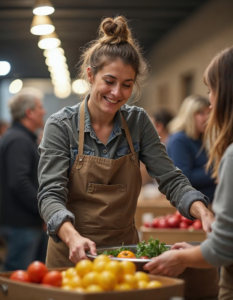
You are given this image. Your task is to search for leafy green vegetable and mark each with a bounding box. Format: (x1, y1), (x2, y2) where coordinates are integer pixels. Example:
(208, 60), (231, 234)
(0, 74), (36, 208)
(98, 237), (168, 258)
(99, 245), (130, 257)
(135, 237), (168, 259)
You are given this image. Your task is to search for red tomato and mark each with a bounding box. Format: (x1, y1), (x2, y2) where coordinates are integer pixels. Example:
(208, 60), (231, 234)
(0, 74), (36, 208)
(139, 256), (149, 259)
(10, 270), (30, 283)
(108, 255), (114, 258)
(157, 218), (169, 228)
(180, 216), (194, 225)
(27, 261), (48, 283)
(144, 221), (151, 227)
(165, 214), (172, 220)
(174, 211), (182, 221)
(167, 216), (180, 228)
(179, 221), (189, 229)
(41, 271), (62, 287)
(152, 218), (160, 228)
(193, 219), (202, 229)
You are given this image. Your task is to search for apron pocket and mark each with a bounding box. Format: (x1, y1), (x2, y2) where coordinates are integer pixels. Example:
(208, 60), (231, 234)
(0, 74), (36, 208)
(83, 183), (127, 230)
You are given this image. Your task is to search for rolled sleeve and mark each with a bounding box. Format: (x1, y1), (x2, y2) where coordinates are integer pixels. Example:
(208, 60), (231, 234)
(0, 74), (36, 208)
(47, 210), (75, 243)
(178, 190), (208, 219)
(38, 116), (73, 241)
(139, 110), (209, 218)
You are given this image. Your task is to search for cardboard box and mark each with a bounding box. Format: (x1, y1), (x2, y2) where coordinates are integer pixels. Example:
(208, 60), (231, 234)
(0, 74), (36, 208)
(0, 269), (184, 300)
(140, 226), (207, 244)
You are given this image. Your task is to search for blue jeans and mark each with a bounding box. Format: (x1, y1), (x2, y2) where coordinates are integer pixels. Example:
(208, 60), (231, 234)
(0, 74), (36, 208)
(0, 226), (47, 271)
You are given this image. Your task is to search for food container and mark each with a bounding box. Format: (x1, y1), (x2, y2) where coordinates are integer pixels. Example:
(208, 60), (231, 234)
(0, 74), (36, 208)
(139, 226), (207, 245)
(86, 244), (171, 272)
(0, 268), (184, 300)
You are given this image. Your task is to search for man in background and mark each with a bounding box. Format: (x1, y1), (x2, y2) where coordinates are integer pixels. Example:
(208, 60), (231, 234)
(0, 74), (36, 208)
(0, 88), (46, 271)
(0, 120), (9, 139)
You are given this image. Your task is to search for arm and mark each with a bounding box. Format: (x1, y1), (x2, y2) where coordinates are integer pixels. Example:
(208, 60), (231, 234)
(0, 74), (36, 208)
(38, 116), (96, 262)
(6, 139), (38, 215)
(144, 246), (212, 277)
(139, 111), (213, 229)
(144, 150), (233, 276)
(167, 137), (214, 188)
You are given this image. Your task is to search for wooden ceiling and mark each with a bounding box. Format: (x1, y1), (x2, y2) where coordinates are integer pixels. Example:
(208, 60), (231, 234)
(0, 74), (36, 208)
(0, 0), (208, 79)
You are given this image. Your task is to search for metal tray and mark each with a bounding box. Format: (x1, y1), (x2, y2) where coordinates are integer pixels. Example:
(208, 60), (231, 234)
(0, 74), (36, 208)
(86, 245), (171, 272)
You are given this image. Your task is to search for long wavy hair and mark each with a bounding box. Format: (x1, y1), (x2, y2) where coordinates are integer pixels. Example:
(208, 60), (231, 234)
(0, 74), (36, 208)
(204, 46), (233, 179)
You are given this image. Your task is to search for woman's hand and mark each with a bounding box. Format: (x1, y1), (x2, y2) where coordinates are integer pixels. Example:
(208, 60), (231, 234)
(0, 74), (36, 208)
(58, 221), (97, 264)
(68, 234), (97, 264)
(143, 250), (186, 277)
(190, 201), (215, 232)
(171, 242), (194, 250)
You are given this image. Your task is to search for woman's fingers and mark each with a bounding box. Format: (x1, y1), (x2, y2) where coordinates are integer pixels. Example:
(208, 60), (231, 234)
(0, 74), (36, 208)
(171, 242), (193, 250)
(88, 240), (97, 256)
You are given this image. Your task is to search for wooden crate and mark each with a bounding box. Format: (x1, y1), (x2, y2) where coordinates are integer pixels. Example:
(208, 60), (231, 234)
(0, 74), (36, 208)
(140, 226), (207, 244)
(0, 269), (184, 300)
(135, 195), (176, 229)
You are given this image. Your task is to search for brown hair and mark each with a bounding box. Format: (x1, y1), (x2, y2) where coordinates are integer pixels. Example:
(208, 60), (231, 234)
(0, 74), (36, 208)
(204, 46), (233, 178)
(78, 16), (148, 100)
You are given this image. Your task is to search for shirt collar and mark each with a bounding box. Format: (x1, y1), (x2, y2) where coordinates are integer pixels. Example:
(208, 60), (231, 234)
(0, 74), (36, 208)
(77, 94), (123, 134)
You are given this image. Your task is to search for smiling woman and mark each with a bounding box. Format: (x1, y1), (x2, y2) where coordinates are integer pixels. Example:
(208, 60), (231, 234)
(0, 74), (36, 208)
(37, 15), (214, 269)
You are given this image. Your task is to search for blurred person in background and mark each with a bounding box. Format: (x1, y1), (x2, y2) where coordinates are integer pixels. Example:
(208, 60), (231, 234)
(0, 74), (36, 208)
(140, 108), (173, 186)
(0, 120), (9, 139)
(152, 108), (173, 147)
(144, 45), (233, 300)
(0, 88), (46, 271)
(167, 95), (216, 203)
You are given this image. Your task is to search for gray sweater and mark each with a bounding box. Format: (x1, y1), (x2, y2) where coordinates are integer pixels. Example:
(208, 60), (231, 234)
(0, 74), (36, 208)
(201, 143), (233, 266)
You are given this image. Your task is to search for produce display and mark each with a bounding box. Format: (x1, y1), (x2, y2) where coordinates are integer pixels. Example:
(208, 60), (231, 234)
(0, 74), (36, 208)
(144, 210), (203, 230)
(100, 238), (168, 259)
(8, 257), (163, 293)
(10, 261), (62, 287)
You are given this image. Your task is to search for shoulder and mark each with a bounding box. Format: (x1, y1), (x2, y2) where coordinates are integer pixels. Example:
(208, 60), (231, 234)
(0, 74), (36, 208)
(219, 143), (233, 171)
(218, 143), (233, 179)
(50, 102), (81, 122)
(120, 104), (146, 123)
(168, 132), (190, 146)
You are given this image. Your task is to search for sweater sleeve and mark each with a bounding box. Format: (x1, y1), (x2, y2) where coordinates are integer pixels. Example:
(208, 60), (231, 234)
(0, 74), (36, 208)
(167, 135), (214, 188)
(201, 153), (233, 266)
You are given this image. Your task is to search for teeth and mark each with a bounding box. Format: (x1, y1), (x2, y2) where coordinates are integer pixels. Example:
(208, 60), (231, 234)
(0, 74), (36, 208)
(105, 96), (119, 104)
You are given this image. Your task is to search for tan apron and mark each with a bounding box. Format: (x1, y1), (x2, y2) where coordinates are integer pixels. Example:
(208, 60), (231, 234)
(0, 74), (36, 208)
(219, 264), (233, 300)
(46, 100), (142, 268)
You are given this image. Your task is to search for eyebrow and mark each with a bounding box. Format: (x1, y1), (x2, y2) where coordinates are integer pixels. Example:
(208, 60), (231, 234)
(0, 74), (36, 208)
(104, 74), (134, 82)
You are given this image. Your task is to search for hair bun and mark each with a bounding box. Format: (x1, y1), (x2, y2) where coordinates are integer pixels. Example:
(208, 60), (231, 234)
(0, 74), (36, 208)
(99, 16), (131, 44)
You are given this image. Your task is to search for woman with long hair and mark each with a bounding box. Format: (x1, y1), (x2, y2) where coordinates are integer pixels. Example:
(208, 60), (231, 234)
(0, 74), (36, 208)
(38, 16), (213, 268)
(144, 46), (233, 299)
(167, 95), (216, 202)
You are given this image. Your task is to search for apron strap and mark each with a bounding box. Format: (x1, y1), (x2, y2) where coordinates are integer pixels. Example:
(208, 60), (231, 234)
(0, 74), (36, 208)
(78, 100), (85, 156)
(120, 112), (138, 166)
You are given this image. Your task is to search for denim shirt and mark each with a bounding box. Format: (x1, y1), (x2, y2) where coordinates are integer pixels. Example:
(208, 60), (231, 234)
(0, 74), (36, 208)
(38, 95), (208, 242)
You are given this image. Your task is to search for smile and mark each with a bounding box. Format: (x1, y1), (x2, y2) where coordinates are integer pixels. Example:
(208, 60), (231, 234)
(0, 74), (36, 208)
(103, 96), (120, 104)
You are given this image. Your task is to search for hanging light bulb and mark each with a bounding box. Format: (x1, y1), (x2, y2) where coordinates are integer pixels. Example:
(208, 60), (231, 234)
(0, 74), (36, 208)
(33, 0), (55, 16)
(43, 47), (64, 57)
(30, 15), (55, 35)
(9, 79), (23, 94)
(38, 32), (61, 49)
(0, 61), (11, 76)
(72, 79), (89, 95)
